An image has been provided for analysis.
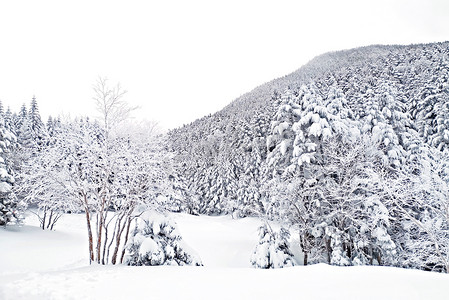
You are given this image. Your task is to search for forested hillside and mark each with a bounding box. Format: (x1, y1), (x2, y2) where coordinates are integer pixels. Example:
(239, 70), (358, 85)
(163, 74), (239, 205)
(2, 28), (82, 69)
(168, 41), (449, 271)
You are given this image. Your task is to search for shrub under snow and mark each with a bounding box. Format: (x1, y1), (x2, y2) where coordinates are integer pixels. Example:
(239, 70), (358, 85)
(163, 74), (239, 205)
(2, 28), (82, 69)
(124, 212), (202, 266)
(250, 224), (296, 268)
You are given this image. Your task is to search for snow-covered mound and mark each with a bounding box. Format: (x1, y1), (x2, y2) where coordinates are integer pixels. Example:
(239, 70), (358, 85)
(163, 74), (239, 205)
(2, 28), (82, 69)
(0, 212), (87, 275)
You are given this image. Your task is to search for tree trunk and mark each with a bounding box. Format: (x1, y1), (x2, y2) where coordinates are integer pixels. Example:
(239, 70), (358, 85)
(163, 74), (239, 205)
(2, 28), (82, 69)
(46, 210), (53, 230)
(50, 213), (62, 230)
(376, 252), (382, 266)
(102, 222), (108, 265)
(300, 232), (309, 266)
(326, 237), (331, 264)
(85, 209), (94, 264)
(83, 193), (94, 264)
(345, 242), (352, 259)
(96, 196), (107, 264)
(120, 217), (133, 264)
(41, 209), (47, 230)
(111, 215), (127, 265)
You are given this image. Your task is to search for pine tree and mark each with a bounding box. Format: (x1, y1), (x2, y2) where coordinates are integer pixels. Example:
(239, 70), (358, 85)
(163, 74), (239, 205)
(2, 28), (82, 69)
(46, 116), (54, 136)
(4, 107), (14, 133)
(250, 224), (296, 268)
(14, 104), (27, 137)
(0, 116), (24, 226)
(27, 96), (48, 150)
(124, 212), (202, 266)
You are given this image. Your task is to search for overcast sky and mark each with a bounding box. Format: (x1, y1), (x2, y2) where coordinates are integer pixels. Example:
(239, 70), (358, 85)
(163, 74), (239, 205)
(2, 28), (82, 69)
(0, 0), (448, 129)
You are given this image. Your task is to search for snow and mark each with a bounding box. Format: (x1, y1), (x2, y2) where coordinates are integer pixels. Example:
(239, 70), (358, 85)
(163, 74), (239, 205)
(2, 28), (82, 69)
(175, 214), (261, 267)
(304, 142), (317, 152)
(0, 212), (87, 275)
(279, 139), (290, 156)
(308, 122), (322, 137)
(138, 236), (159, 256)
(321, 127), (332, 140)
(276, 121), (290, 136)
(1, 212), (449, 300)
(0, 181), (11, 193)
(0, 167), (8, 179)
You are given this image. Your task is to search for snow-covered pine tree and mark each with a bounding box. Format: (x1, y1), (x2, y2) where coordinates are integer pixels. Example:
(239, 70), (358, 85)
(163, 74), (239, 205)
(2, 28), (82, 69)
(267, 84), (357, 178)
(26, 96), (48, 151)
(46, 116), (54, 137)
(327, 229), (351, 266)
(360, 86), (409, 168)
(12, 97), (48, 165)
(250, 224), (296, 268)
(10, 104), (27, 146)
(124, 212), (202, 266)
(0, 115), (24, 226)
(4, 107), (14, 134)
(415, 79), (449, 152)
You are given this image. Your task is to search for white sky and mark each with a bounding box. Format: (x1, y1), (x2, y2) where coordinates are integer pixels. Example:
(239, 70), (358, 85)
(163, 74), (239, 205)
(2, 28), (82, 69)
(0, 0), (448, 129)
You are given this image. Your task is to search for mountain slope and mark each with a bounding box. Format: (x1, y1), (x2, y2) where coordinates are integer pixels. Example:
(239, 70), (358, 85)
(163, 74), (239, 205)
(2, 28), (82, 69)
(168, 41), (449, 214)
(168, 41), (449, 272)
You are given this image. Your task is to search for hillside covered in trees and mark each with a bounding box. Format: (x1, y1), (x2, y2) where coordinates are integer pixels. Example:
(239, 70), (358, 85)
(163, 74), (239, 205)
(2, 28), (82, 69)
(168, 41), (449, 271)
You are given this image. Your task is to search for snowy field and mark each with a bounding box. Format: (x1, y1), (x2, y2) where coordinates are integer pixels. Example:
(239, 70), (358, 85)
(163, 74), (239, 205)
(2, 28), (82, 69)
(1, 212), (449, 300)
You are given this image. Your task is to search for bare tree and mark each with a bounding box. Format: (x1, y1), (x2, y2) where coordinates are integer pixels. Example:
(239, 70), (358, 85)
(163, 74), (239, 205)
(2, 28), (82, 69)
(92, 76), (137, 136)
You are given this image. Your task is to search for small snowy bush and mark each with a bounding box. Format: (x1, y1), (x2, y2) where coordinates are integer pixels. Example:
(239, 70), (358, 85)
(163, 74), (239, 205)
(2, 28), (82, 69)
(250, 224), (296, 268)
(124, 212), (202, 266)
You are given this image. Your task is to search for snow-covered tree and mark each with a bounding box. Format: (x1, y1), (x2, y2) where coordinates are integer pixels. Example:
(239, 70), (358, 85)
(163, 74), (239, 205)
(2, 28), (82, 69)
(12, 104), (27, 136)
(360, 86), (409, 168)
(15, 97), (48, 156)
(267, 84), (357, 178)
(383, 148), (449, 273)
(264, 173), (323, 265)
(15, 120), (78, 230)
(318, 136), (397, 267)
(26, 80), (170, 264)
(28, 96), (48, 148)
(104, 131), (172, 265)
(416, 82), (449, 151)
(266, 133), (399, 267)
(0, 116), (24, 226)
(250, 224), (296, 269)
(4, 107), (14, 133)
(124, 212), (202, 266)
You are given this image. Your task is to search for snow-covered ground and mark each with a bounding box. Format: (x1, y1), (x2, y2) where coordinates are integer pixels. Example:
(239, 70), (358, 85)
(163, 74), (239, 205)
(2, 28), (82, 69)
(1, 212), (449, 300)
